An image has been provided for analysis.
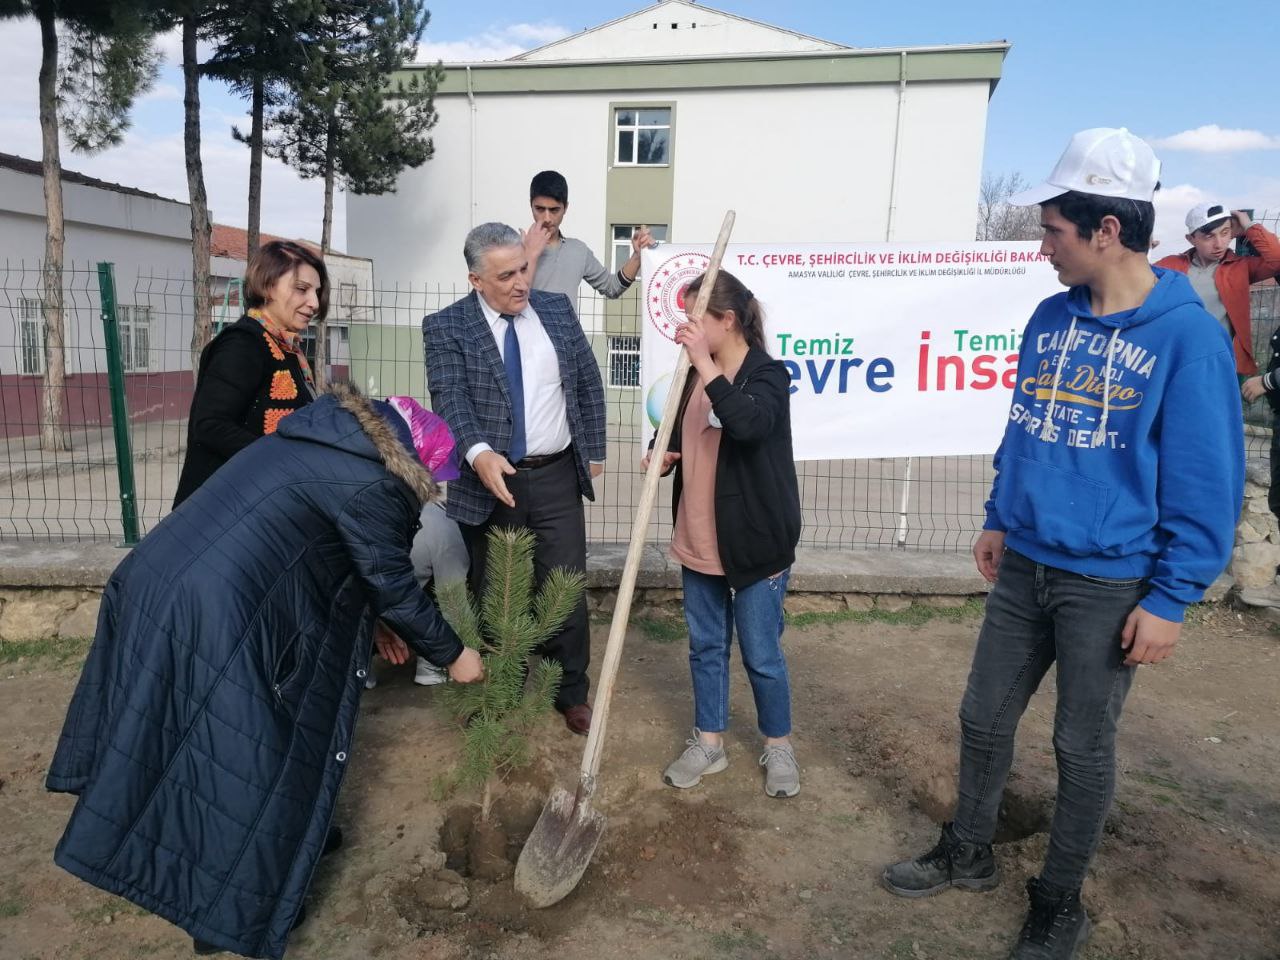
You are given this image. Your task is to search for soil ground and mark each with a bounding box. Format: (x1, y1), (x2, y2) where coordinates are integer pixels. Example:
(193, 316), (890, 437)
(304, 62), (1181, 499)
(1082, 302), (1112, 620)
(2, 602), (1279, 960)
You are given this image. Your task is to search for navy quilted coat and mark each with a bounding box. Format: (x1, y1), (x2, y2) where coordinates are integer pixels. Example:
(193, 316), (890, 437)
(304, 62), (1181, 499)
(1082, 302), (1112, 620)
(46, 385), (464, 959)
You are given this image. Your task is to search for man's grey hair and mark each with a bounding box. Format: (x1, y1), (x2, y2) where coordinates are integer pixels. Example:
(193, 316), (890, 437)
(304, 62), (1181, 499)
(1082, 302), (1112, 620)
(464, 222), (522, 273)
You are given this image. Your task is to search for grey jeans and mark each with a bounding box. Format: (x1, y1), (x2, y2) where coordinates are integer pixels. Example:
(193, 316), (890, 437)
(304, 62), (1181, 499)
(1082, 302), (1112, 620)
(952, 548), (1143, 893)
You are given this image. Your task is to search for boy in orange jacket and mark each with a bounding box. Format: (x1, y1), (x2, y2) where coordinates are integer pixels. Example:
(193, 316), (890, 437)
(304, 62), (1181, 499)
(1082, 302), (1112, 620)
(1155, 203), (1280, 376)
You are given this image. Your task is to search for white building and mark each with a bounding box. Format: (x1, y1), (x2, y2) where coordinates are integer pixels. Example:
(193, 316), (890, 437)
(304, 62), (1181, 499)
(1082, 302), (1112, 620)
(0, 152), (195, 434)
(346, 0), (1007, 406)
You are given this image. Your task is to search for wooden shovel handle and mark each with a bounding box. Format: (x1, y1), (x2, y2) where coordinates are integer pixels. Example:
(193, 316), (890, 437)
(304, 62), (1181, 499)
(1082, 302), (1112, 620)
(579, 210), (737, 787)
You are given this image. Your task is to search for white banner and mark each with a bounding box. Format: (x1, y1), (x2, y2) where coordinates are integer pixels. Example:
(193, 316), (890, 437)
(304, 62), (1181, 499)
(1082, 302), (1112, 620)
(639, 242), (1060, 460)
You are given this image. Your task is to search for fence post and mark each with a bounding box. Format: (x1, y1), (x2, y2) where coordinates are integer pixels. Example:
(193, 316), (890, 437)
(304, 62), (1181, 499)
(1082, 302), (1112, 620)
(97, 262), (140, 545)
(895, 457), (913, 547)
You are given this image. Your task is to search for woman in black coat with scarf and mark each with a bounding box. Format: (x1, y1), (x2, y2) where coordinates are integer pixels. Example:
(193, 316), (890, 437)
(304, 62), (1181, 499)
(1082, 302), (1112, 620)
(47, 384), (483, 959)
(173, 240), (327, 507)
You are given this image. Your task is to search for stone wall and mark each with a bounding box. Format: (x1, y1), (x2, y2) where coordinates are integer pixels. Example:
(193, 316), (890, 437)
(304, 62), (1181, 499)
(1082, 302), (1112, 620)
(0, 588), (103, 640)
(1233, 459), (1280, 592)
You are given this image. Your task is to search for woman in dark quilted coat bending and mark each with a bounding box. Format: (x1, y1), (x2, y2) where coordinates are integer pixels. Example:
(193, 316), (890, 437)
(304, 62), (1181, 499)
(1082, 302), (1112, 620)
(46, 384), (483, 959)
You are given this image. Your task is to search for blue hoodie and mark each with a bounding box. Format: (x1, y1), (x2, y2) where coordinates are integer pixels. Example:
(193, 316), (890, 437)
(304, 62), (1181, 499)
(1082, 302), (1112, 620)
(984, 267), (1244, 622)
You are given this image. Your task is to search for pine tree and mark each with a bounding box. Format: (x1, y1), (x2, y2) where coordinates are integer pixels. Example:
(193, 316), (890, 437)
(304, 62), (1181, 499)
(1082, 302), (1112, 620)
(263, 0), (441, 387)
(200, 0), (317, 258)
(436, 527), (584, 821)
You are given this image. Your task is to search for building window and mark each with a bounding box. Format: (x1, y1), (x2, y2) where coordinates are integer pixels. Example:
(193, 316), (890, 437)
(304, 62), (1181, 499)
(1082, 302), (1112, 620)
(118, 305), (152, 372)
(613, 224), (669, 272)
(607, 335), (641, 389)
(615, 108), (670, 166)
(17, 298), (43, 375)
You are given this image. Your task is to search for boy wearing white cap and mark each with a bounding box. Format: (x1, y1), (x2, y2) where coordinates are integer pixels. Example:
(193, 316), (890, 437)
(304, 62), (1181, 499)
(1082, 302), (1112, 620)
(881, 128), (1244, 959)
(1155, 203), (1280, 375)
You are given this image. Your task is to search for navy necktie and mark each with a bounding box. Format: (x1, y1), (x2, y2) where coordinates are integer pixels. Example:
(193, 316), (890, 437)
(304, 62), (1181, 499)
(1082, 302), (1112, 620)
(501, 313), (527, 464)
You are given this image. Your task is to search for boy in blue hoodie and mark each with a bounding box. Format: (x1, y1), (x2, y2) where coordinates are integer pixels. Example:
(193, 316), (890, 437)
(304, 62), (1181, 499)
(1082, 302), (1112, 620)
(882, 129), (1244, 960)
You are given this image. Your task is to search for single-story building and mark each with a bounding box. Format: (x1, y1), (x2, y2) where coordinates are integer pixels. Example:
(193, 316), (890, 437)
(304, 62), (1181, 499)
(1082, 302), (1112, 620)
(0, 152), (195, 436)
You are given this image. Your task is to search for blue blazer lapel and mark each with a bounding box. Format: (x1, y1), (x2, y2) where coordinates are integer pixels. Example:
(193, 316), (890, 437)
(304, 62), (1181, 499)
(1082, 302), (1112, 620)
(465, 291), (510, 405)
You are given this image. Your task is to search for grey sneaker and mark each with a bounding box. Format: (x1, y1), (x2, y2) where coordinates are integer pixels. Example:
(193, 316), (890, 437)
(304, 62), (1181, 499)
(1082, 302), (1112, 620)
(881, 822), (1000, 898)
(414, 658), (448, 686)
(663, 731), (728, 788)
(1007, 877), (1091, 959)
(759, 743), (800, 798)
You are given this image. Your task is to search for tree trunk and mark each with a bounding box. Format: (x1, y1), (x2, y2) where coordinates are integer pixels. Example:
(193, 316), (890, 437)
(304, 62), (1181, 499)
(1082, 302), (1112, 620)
(246, 71), (264, 258)
(480, 777), (493, 823)
(183, 14), (213, 380)
(313, 115), (338, 392)
(37, 8), (68, 452)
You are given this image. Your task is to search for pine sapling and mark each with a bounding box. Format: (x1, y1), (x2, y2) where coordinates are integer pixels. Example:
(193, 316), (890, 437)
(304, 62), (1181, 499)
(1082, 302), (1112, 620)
(436, 527), (585, 821)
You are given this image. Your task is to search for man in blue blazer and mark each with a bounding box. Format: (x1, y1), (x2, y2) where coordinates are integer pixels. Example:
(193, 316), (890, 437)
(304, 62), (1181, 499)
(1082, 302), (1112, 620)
(423, 222), (607, 735)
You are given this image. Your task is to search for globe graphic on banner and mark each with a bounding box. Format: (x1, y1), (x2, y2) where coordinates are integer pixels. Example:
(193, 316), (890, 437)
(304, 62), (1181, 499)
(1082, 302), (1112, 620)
(646, 371), (673, 427)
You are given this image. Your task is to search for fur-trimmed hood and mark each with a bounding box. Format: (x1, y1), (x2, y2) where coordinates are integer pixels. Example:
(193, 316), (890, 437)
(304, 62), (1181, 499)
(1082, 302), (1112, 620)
(276, 382), (439, 506)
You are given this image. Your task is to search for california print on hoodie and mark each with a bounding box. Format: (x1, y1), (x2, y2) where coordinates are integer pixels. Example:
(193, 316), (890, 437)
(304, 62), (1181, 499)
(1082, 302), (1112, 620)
(984, 267), (1244, 622)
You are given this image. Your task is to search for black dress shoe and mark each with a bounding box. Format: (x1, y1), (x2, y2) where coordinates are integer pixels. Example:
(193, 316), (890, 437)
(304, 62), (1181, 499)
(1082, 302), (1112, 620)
(561, 703), (592, 736)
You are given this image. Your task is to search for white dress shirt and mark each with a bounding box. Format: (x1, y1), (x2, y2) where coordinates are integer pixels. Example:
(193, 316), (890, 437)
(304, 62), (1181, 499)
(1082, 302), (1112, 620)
(465, 296), (572, 466)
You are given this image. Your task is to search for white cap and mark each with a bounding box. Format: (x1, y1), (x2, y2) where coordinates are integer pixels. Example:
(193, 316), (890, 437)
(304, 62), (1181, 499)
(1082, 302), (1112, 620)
(1009, 127), (1161, 207)
(1185, 201), (1231, 234)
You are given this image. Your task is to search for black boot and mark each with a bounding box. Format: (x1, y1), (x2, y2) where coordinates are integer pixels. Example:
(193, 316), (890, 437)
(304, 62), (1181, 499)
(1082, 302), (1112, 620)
(192, 904), (308, 954)
(1007, 877), (1091, 959)
(881, 822), (1000, 897)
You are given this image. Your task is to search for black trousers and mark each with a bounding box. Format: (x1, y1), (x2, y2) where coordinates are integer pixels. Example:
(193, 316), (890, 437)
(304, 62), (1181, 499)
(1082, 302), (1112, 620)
(460, 452), (590, 709)
(1271, 413), (1280, 521)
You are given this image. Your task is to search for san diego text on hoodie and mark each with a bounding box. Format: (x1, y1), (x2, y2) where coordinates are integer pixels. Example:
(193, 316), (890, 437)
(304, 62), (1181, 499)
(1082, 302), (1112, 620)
(984, 267), (1244, 622)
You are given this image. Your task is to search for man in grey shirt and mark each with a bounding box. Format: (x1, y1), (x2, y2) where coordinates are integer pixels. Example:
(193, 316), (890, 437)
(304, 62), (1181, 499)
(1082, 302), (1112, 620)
(522, 169), (657, 298)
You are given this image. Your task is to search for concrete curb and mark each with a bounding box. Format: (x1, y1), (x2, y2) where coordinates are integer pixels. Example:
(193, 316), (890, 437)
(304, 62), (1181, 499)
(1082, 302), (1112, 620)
(584, 543), (990, 595)
(0, 539), (1232, 601)
(0, 540), (992, 596)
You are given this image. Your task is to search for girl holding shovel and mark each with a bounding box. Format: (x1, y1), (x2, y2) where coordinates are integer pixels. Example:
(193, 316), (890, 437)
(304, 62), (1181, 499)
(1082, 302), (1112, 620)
(641, 270), (803, 797)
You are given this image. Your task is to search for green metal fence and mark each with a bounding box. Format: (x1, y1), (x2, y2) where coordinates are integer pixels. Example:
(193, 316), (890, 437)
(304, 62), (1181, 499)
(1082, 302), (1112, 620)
(2, 218), (1276, 548)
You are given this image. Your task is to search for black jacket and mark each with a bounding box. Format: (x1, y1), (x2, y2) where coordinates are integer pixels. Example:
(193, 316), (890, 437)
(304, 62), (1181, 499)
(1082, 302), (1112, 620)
(173, 314), (315, 507)
(1262, 326), (1280, 415)
(48, 385), (462, 959)
(660, 347), (802, 589)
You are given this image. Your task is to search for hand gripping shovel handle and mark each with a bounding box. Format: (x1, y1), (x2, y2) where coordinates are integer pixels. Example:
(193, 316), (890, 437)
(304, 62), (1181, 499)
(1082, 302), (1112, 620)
(577, 210), (737, 796)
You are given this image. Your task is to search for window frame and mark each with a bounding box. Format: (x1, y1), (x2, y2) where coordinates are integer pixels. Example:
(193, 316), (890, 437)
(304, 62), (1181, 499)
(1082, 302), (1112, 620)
(613, 106), (672, 167)
(606, 334), (642, 390)
(117, 304), (153, 373)
(17, 298), (44, 375)
(612, 223), (669, 272)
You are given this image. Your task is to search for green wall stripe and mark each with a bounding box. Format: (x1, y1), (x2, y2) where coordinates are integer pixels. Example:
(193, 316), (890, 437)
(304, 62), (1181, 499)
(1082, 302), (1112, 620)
(407, 48), (1007, 96)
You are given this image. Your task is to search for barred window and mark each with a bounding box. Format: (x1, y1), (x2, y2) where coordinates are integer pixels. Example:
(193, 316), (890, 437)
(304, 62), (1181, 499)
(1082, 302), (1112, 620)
(17, 298), (43, 375)
(118, 305), (152, 372)
(607, 335), (641, 389)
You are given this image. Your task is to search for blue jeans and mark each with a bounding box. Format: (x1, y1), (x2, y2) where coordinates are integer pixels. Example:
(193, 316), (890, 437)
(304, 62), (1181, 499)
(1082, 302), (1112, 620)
(953, 549), (1143, 893)
(682, 567), (792, 739)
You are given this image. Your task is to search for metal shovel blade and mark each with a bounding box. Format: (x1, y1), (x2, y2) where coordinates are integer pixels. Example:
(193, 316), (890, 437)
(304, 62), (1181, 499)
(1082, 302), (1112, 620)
(513, 785), (606, 908)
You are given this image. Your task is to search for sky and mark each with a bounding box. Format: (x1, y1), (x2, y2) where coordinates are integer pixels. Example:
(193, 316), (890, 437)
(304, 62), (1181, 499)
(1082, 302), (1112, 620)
(0, 0), (1276, 255)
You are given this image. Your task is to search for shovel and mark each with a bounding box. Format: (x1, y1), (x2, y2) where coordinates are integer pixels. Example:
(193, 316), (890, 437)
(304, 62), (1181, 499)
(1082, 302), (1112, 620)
(514, 210), (737, 908)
